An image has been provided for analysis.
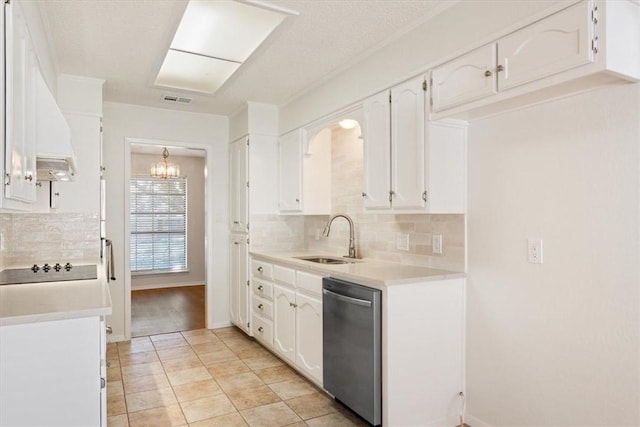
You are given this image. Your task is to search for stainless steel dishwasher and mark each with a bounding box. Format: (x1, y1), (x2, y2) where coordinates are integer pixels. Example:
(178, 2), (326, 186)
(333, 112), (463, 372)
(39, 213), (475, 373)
(323, 277), (381, 426)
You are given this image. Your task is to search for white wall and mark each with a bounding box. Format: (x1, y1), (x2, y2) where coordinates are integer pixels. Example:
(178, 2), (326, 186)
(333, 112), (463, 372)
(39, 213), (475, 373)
(466, 84), (640, 426)
(130, 153), (206, 290)
(102, 102), (228, 339)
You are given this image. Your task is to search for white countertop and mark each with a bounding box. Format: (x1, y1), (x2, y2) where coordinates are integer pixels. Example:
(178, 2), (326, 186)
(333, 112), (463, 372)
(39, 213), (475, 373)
(0, 261), (112, 327)
(250, 251), (465, 288)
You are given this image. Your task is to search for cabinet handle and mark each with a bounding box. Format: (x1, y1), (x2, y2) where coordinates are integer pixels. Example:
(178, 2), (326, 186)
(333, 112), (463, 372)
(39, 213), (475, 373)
(258, 304), (264, 310)
(257, 285), (263, 291)
(484, 70), (492, 77)
(496, 64), (504, 72)
(289, 302), (297, 308)
(53, 192), (60, 196)
(105, 325), (113, 335)
(233, 220), (239, 224)
(257, 266), (263, 272)
(361, 192), (367, 198)
(295, 198), (300, 203)
(233, 241), (239, 245)
(24, 174), (33, 182)
(258, 326), (264, 333)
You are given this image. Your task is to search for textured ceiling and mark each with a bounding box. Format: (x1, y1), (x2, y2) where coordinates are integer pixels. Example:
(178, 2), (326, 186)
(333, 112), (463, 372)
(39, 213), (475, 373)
(39, 0), (449, 115)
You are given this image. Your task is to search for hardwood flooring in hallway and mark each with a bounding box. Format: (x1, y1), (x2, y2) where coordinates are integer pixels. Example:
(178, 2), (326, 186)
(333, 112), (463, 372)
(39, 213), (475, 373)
(131, 285), (205, 337)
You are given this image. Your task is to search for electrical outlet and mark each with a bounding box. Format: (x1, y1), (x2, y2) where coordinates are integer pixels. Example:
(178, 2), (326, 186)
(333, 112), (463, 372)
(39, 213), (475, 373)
(396, 233), (409, 251)
(527, 238), (543, 264)
(432, 234), (443, 254)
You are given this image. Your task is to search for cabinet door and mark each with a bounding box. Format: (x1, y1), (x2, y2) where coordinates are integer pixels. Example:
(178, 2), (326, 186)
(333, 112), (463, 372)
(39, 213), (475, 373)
(278, 130), (303, 213)
(229, 137), (248, 232)
(362, 91), (391, 210)
(498, 1), (593, 91)
(295, 292), (323, 384)
(4, 0), (36, 203)
(391, 76), (426, 210)
(230, 234), (249, 333)
(273, 285), (296, 363)
(431, 43), (497, 112)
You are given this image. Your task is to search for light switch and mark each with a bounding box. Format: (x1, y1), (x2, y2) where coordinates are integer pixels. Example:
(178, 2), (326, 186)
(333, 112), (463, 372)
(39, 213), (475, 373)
(527, 238), (543, 264)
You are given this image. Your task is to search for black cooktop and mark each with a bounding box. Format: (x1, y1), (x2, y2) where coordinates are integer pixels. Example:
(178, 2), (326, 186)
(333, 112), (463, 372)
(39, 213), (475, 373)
(0, 264), (98, 286)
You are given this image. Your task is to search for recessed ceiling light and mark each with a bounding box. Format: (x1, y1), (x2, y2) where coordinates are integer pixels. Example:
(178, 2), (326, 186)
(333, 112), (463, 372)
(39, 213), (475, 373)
(155, 0), (294, 94)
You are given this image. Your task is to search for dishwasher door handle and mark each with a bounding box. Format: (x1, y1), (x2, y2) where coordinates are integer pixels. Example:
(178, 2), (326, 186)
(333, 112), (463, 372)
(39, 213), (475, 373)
(323, 288), (372, 307)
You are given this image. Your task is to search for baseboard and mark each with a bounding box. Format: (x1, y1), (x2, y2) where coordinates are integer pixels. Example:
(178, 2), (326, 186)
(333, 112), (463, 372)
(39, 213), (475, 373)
(131, 282), (204, 291)
(466, 415), (493, 427)
(210, 321), (233, 329)
(107, 334), (127, 343)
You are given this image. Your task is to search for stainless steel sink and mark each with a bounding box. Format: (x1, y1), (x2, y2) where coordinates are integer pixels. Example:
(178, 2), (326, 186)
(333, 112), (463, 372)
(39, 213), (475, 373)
(294, 256), (358, 265)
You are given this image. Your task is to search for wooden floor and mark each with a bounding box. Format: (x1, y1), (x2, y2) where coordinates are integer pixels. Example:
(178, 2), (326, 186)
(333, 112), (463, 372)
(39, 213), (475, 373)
(131, 285), (205, 337)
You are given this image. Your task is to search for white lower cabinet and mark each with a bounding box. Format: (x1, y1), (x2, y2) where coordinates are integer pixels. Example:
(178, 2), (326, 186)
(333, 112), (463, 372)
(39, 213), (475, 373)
(273, 284), (296, 363)
(251, 258), (324, 385)
(230, 234), (250, 334)
(0, 316), (106, 426)
(294, 292), (323, 382)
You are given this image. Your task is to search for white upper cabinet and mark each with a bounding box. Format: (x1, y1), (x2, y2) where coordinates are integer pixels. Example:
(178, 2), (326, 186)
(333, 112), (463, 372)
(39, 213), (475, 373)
(230, 136), (248, 232)
(363, 76), (462, 213)
(278, 128), (330, 215)
(498, 0), (593, 91)
(431, 44), (497, 113)
(390, 76), (426, 210)
(362, 90), (392, 210)
(430, 0), (640, 119)
(3, 0), (37, 205)
(278, 129), (303, 213)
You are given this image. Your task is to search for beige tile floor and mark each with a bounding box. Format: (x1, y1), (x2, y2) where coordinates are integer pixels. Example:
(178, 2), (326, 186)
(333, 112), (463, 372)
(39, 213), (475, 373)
(107, 326), (370, 427)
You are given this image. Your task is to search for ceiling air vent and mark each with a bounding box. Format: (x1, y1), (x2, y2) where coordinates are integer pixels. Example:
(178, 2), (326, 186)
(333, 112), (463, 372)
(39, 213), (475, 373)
(162, 94), (192, 104)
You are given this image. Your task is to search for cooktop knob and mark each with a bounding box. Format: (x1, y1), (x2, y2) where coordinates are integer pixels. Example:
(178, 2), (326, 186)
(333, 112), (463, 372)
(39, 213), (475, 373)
(42, 264), (51, 273)
(64, 263), (72, 271)
(54, 263), (62, 272)
(31, 264), (40, 273)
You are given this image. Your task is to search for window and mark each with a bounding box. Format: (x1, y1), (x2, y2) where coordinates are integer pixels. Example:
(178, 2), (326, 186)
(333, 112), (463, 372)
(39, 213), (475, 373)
(130, 178), (187, 274)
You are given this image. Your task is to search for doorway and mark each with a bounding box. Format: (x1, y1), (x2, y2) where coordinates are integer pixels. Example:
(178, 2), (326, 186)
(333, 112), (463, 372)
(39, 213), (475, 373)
(128, 142), (207, 337)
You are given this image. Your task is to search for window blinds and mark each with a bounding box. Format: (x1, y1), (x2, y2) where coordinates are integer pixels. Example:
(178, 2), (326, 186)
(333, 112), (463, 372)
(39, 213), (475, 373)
(130, 178), (187, 273)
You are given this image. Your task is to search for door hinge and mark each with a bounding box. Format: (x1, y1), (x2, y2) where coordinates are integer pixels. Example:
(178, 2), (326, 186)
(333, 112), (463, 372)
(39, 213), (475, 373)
(247, 322), (250, 329)
(591, 36), (599, 54)
(5, 0), (10, 5)
(389, 190), (394, 203)
(246, 222), (250, 231)
(246, 181), (249, 188)
(422, 80), (427, 91)
(246, 237), (250, 245)
(4, 173), (10, 186)
(422, 190), (427, 202)
(246, 280), (250, 286)
(591, 6), (599, 24)
(246, 137), (250, 146)
(388, 93), (392, 103)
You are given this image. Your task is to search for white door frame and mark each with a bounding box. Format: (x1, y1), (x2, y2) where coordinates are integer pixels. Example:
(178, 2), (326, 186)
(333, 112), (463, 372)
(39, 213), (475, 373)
(123, 137), (224, 339)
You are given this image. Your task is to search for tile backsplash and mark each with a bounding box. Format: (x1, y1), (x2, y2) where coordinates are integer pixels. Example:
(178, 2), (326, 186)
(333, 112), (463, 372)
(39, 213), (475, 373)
(251, 126), (465, 272)
(0, 213), (100, 268)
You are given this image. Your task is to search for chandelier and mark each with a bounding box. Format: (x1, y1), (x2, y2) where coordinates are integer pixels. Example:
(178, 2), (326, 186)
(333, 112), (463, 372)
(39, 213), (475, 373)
(150, 147), (180, 179)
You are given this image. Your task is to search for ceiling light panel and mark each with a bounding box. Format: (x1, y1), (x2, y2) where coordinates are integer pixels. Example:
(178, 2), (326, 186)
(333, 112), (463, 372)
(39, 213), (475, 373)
(173, 1), (286, 63)
(155, 0), (288, 94)
(155, 50), (240, 94)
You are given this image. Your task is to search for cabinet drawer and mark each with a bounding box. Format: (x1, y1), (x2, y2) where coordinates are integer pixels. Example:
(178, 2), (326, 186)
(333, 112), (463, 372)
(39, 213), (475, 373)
(296, 271), (324, 296)
(252, 315), (273, 347)
(252, 259), (273, 280)
(252, 278), (273, 301)
(252, 295), (274, 319)
(273, 264), (296, 286)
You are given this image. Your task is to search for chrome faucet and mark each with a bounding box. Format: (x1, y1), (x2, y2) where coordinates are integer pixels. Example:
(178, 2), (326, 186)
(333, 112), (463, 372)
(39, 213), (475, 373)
(322, 214), (357, 259)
